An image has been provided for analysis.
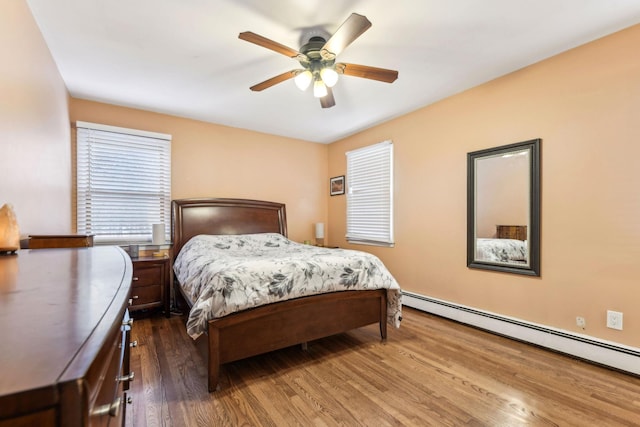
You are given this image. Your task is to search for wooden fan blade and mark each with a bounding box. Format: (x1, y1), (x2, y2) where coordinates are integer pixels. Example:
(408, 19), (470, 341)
(250, 70), (297, 91)
(239, 31), (300, 58)
(337, 63), (398, 83)
(320, 87), (336, 108)
(321, 13), (371, 57)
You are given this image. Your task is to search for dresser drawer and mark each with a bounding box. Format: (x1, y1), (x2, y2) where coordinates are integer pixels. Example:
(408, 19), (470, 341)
(88, 336), (124, 426)
(0, 410), (55, 427)
(86, 310), (130, 427)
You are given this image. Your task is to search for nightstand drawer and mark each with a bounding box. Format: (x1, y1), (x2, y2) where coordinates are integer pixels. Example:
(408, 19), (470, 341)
(132, 263), (163, 287)
(131, 285), (162, 307)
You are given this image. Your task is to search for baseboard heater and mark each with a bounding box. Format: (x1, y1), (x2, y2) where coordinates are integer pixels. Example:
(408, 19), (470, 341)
(402, 291), (640, 376)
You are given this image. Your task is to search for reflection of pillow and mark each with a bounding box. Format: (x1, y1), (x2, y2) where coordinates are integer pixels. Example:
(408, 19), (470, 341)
(0, 204), (20, 252)
(476, 238), (526, 262)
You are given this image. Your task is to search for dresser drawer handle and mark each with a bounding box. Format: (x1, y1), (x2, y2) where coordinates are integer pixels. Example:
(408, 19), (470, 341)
(117, 372), (135, 383)
(130, 340), (138, 348)
(122, 318), (134, 327)
(132, 277), (139, 281)
(92, 397), (122, 417)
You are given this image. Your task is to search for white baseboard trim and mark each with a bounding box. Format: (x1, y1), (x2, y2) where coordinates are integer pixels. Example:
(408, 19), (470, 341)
(403, 291), (640, 376)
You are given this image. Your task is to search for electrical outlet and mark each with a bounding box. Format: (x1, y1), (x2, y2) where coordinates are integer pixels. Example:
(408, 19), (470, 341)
(606, 310), (623, 330)
(576, 316), (586, 329)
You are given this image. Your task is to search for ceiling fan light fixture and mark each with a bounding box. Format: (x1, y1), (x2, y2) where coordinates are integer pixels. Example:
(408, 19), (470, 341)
(239, 13), (397, 107)
(320, 67), (339, 87)
(294, 70), (313, 91)
(313, 79), (328, 98)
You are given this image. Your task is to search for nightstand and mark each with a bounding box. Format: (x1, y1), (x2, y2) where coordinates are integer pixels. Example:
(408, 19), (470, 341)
(129, 256), (170, 317)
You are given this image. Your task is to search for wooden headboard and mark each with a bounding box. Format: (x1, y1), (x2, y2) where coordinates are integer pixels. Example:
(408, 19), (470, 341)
(496, 225), (527, 241)
(171, 198), (287, 257)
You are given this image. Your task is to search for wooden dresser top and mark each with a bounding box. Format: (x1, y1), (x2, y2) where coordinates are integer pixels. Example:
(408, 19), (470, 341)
(0, 246), (132, 401)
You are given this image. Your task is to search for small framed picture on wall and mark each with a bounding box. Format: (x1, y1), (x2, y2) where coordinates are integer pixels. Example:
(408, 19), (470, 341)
(330, 175), (345, 196)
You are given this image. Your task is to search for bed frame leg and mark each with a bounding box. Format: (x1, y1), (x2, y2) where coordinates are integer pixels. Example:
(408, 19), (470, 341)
(208, 328), (221, 392)
(301, 342), (308, 351)
(380, 293), (388, 342)
(379, 320), (387, 342)
(208, 366), (220, 392)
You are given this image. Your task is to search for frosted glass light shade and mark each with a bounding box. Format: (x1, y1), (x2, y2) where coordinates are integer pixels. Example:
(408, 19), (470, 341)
(294, 70), (312, 90)
(313, 80), (328, 98)
(320, 67), (339, 87)
(152, 223), (165, 245)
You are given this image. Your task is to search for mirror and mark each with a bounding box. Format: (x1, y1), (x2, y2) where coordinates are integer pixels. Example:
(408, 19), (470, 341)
(467, 139), (540, 276)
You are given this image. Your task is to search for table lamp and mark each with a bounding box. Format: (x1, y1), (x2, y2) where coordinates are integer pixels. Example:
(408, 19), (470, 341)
(0, 204), (20, 255)
(315, 222), (325, 247)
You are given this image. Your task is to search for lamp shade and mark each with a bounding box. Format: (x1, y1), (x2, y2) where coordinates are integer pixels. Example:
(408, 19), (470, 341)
(152, 223), (165, 245)
(315, 222), (325, 239)
(320, 67), (339, 87)
(313, 79), (327, 98)
(294, 70), (312, 91)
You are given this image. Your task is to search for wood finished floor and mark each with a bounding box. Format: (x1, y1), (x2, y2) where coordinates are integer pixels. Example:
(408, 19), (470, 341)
(125, 307), (640, 426)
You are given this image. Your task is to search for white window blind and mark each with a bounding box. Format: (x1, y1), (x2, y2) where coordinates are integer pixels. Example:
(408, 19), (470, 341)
(346, 140), (394, 246)
(76, 121), (171, 244)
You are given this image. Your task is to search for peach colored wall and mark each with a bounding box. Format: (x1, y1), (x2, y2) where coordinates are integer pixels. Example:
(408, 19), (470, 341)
(0, 0), (71, 236)
(328, 25), (640, 347)
(69, 99), (328, 243)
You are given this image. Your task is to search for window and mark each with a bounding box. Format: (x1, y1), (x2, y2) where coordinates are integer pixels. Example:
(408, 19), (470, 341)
(346, 140), (394, 246)
(76, 121), (171, 244)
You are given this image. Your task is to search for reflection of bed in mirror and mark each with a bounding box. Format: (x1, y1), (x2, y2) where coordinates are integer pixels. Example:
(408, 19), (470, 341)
(476, 225), (528, 264)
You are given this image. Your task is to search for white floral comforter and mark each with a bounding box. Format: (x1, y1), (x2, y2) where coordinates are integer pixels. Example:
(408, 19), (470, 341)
(476, 238), (527, 263)
(173, 233), (402, 339)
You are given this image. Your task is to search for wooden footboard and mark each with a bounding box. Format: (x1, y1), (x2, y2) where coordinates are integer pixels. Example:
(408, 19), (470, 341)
(206, 289), (387, 391)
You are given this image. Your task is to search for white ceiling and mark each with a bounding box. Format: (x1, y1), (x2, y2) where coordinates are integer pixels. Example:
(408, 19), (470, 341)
(26, 0), (640, 144)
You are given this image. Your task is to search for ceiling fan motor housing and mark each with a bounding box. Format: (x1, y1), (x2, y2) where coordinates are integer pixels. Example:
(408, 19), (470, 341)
(299, 36), (335, 73)
(301, 36), (326, 57)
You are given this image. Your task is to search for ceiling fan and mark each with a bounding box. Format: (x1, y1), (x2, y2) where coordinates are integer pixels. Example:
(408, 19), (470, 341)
(239, 13), (398, 108)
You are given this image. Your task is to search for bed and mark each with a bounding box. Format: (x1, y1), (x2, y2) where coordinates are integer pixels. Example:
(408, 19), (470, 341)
(475, 225), (528, 263)
(171, 197), (402, 391)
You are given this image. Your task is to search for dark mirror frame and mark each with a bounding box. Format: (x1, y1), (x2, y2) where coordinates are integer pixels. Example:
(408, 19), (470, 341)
(467, 138), (541, 276)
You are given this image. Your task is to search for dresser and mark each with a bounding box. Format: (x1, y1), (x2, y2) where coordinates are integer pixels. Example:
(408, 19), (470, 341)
(0, 246), (133, 426)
